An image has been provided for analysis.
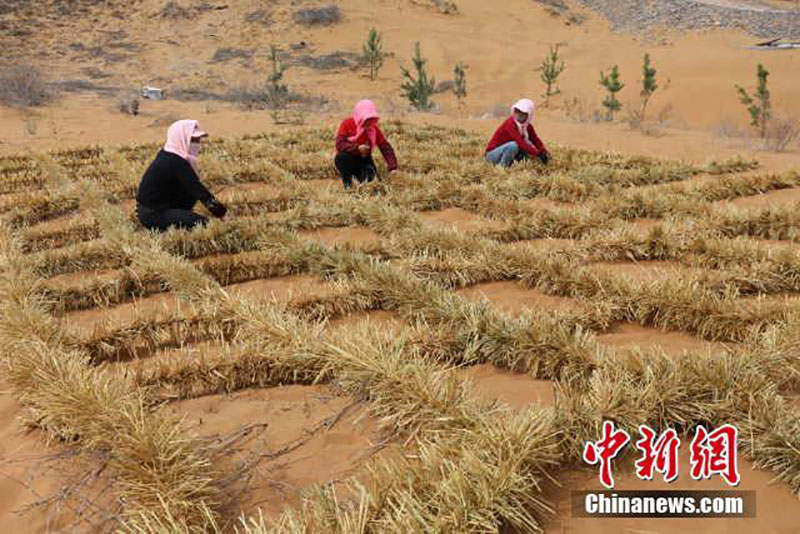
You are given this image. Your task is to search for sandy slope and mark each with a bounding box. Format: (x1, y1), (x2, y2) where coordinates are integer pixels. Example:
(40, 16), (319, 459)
(1, 1), (800, 531)
(0, 0), (797, 170)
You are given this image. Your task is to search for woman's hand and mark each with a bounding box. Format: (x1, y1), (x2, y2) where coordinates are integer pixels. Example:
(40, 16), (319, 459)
(358, 144), (370, 156)
(206, 198), (227, 218)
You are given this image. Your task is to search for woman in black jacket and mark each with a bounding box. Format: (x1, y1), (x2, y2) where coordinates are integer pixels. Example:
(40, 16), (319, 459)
(136, 120), (226, 232)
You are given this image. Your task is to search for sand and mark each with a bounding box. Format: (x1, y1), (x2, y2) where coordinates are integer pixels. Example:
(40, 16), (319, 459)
(215, 182), (282, 201)
(225, 274), (334, 302)
(459, 363), (555, 410)
(723, 186), (800, 209)
(42, 267), (121, 289)
(162, 385), (390, 522)
(457, 280), (582, 313)
(297, 225), (381, 247)
(597, 322), (729, 359)
(0, 385), (116, 533)
(418, 207), (498, 233)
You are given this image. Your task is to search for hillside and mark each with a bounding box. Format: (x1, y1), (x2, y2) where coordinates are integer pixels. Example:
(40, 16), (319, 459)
(0, 0), (798, 167)
(1, 2), (800, 533)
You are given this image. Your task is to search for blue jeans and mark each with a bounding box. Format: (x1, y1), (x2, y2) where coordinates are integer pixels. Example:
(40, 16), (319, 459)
(485, 141), (529, 167)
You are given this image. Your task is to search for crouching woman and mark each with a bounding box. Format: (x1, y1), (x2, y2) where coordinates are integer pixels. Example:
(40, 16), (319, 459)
(485, 99), (550, 167)
(136, 119), (227, 231)
(334, 100), (398, 189)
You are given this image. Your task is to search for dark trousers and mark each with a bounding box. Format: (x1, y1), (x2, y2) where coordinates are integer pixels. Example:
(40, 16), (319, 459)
(136, 203), (208, 232)
(335, 152), (377, 189)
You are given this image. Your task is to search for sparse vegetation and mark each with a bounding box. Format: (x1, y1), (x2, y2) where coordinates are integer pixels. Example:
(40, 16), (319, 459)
(293, 5), (341, 26)
(210, 47), (254, 64)
(362, 28), (386, 81)
(400, 42), (436, 111)
(535, 0), (586, 24)
(230, 44), (292, 110)
(245, 9), (272, 25)
(453, 61), (467, 108)
(600, 64), (624, 120)
(159, 0), (193, 19)
(412, 0), (459, 14)
(764, 116), (800, 153)
(295, 51), (363, 71)
(0, 65), (53, 109)
(538, 44), (566, 107)
(118, 98), (140, 116)
(563, 96), (591, 123)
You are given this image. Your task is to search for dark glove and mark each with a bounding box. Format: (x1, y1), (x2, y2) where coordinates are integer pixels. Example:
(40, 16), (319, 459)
(205, 198), (227, 219)
(538, 152), (550, 165)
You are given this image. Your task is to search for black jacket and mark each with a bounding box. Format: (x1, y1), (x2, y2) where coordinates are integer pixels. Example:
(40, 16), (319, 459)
(136, 150), (213, 211)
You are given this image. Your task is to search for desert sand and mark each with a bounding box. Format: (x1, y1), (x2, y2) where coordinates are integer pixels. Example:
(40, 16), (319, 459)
(1, 0), (799, 532)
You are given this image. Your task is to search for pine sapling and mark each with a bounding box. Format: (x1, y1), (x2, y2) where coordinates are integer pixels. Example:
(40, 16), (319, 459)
(639, 53), (658, 123)
(268, 44), (289, 106)
(362, 28), (385, 81)
(539, 44), (566, 107)
(736, 63), (771, 138)
(400, 42), (436, 111)
(453, 62), (467, 109)
(600, 65), (624, 121)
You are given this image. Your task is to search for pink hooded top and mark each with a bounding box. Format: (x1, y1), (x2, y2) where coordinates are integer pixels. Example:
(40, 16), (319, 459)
(335, 100), (398, 170)
(347, 99), (380, 147)
(163, 119), (207, 171)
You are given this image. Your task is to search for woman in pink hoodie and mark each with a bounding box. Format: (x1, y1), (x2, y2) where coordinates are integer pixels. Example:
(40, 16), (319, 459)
(334, 100), (398, 189)
(136, 120), (227, 231)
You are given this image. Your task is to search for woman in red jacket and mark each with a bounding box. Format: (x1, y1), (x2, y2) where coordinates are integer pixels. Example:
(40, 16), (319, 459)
(335, 100), (398, 189)
(485, 99), (550, 167)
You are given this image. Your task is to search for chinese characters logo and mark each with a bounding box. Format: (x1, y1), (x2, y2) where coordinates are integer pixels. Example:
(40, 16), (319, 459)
(583, 421), (740, 489)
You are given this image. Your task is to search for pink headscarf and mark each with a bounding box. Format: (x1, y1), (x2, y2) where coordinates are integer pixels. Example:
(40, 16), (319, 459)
(511, 99), (535, 143)
(348, 100), (379, 147)
(163, 119), (207, 170)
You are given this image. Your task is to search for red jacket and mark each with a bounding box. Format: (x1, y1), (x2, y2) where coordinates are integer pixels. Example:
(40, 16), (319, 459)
(485, 117), (547, 157)
(335, 118), (398, 171)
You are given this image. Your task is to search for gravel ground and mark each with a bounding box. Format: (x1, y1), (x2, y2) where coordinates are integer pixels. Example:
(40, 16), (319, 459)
(572, 0), (800, 39)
